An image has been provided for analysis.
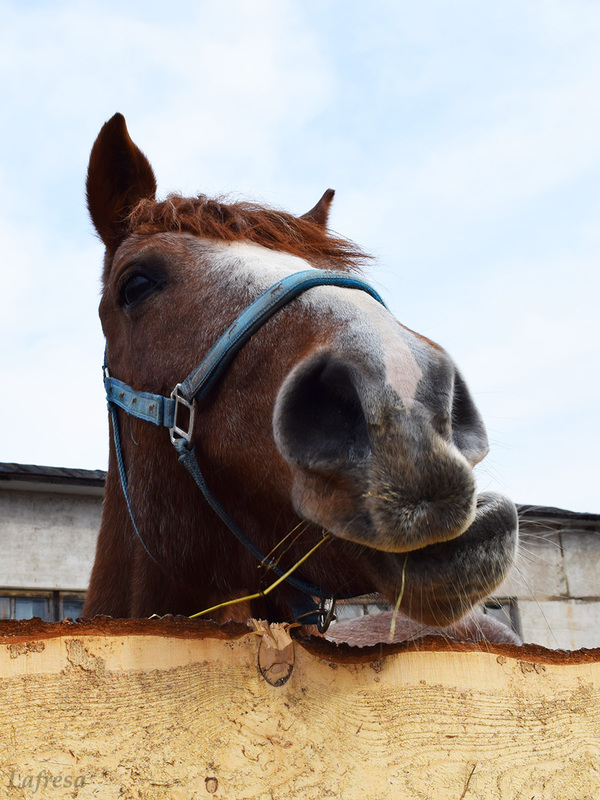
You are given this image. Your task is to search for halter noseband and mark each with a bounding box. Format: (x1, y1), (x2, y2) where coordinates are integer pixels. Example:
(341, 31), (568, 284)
(104, 268), (387, 631)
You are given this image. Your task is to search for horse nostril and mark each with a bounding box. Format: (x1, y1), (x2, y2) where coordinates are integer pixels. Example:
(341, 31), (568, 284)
(274, 352), (370, 471)
(451, 370), (489, 465)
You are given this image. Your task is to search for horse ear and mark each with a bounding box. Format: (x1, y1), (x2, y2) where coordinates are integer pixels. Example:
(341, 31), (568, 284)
(301, 188), (335, 228)
(86, 113), (157, 251)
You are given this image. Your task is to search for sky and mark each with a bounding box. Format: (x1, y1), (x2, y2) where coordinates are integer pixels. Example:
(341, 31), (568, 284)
(1, 0), (599, 513)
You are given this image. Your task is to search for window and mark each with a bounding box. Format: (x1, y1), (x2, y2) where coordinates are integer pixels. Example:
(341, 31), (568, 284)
(61, 596), (86, 620)
(14, 596), (50, 620)
(482, 598), (521, 638)
(0, 591), (86, 622)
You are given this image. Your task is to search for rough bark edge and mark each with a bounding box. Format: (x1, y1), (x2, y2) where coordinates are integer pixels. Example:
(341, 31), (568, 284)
(0, 616), (598, 665)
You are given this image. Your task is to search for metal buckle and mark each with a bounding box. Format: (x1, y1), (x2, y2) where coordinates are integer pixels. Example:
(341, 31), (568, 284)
(170, 385), (196, 444)
(317, 596), (337, 633)
(296, 596), (337, 633)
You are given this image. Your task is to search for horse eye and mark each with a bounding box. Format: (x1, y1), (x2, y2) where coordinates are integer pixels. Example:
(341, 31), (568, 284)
(119, 270), (164, 309)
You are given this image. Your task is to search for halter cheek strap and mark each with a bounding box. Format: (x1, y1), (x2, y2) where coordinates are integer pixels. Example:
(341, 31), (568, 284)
(104, 269), (387, 631)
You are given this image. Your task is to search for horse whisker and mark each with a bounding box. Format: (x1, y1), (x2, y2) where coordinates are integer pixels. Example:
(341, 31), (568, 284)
(388, 554), (409, 642)
(260, 520), (310, 567)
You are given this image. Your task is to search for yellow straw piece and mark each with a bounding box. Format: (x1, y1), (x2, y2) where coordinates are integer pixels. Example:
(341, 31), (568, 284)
(190, 533), (332, 620)
(388, 554), (409, 642)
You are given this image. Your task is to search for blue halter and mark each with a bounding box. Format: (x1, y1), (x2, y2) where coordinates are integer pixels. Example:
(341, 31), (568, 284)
(104, 268), (387, 630)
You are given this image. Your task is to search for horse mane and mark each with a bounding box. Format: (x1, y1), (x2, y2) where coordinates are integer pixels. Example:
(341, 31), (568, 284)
(126, 194), (370, 271)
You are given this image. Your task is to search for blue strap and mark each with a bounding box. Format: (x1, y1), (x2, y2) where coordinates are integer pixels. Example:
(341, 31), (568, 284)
(176, 438), (334, 625)
(180, 269), (386, 401)
(104, 271), (386, 419)
(103, 269), (387, 626)
(109, 402), (328, 611)
(173, 438), (330, 599)
(108, 403), (161, 566)
(105, 375), (176, 427)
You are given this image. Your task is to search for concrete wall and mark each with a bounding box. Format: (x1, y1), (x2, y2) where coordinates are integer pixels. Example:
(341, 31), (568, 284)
(496, 526), (600, 649)
(0, 482), (101, 592)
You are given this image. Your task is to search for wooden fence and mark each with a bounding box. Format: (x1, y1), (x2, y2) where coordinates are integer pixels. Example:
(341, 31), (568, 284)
(0, 617), (598, 799)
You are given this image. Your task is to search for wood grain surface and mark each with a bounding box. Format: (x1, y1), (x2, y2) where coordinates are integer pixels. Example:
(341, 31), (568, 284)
(0, 618), (598, 800)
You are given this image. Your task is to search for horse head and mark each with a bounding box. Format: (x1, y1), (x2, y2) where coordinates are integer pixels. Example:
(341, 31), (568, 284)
(84, 114), (518, 630)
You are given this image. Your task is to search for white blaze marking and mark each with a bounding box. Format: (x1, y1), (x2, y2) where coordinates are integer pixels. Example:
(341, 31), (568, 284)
(349, 293), (424, 410)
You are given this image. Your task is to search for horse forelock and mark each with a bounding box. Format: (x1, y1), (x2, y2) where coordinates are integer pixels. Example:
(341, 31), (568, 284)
(125, 194), (369, 271)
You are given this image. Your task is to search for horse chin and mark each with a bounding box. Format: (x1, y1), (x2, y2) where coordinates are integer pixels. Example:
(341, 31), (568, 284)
(357, 491), (519, 627)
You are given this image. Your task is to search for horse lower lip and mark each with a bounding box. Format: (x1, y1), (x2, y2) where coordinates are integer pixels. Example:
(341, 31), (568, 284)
(401, 492), (516, 558)
(382, 491), (518, 625)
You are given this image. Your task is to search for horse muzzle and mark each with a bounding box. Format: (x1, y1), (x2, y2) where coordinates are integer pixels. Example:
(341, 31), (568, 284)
(274, 349), (488, 553)
(273, 348), (519, 623)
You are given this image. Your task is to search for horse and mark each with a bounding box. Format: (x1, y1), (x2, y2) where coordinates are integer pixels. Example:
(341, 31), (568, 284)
(83, 113), (518, 640)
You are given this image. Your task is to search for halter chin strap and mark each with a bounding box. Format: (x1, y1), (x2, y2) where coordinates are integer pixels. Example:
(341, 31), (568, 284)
(104, 268), (387, 631)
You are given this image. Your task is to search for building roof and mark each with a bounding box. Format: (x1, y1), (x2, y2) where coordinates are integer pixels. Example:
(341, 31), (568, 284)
(517, 504), (600, 533)
(0, 462), (106, 489)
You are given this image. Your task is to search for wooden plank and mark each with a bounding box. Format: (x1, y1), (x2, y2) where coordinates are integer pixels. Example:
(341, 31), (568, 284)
(0, 618), (598, 799)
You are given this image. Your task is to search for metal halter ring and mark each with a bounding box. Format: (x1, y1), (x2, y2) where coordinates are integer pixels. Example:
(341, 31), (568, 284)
(316, 596), (337, 633)
(169, 385), (196, 444)
(296, 596), (337, 633)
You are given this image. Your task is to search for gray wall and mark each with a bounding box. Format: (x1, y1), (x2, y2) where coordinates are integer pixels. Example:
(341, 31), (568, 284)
(0, 485), (100, 591)
(496, 525), (600, 649)
(0, 464), (105, 594)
